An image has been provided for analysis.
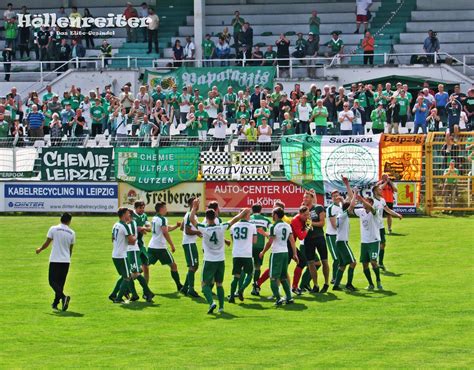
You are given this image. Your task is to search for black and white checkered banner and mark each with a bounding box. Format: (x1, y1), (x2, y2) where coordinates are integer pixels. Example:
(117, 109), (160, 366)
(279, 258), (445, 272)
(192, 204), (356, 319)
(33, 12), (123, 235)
(200, 152), (272, 181)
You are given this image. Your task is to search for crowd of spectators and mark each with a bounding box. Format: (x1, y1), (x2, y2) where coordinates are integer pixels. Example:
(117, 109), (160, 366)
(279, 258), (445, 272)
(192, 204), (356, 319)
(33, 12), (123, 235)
(0, 81), (473, 153)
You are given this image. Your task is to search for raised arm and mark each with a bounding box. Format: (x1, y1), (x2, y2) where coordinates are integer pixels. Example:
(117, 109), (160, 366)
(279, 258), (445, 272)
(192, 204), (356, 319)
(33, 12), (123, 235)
(228, 208), (250, 227)
(356, 194), (375, 215)
(342, 175), (353, 201)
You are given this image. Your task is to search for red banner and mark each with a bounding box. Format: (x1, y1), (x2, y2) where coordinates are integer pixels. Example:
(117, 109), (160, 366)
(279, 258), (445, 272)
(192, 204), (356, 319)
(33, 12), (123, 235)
(205, 181), (324, 213)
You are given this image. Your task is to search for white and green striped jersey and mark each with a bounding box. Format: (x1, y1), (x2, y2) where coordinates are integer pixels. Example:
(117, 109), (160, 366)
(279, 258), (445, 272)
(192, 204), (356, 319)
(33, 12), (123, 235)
(373, 197), (387, 229)
(354, 208), (380, 243)
(182, 211), (199, 244)
(336, 211), (350, 242)
(112, 221), (131, 258)
(269, 221), (292, 254)
(230, 220), (257, 258)
(326, 203), (342, 235)
(196, 222), (230, 262)
(126, 220), (140, 252)
(149, 215), (168, 249)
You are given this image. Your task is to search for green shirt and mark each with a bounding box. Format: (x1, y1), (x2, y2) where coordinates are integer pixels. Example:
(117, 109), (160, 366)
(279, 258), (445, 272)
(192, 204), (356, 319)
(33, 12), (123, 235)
(43, 109), (53, 127)
(202, 39), (215, 58)
(61, 98), (73, 108)
(308, 205), (325, 237)
(357, 92), (368, 108)
(281, 119), (295, 135)
(151, 91), (167, 104)
(195, 110), (209, 130)
(312, 106), (328, 126)
(187, 119), (199, 137)
(370, 108), (386, 130)
(309, 16), (320, 35)
(327, 38), (343, 52)
(91, 105), (106, 124)
(381, 90), (393, 106)
(397, 97), (410, 116)
(167, 92), (180, 110)
(42, 92), (54, 103)
(231, 16), (245, 34)
(254, 107), (271, 127)
(250, 214), (271, 249)
(0, 120), (9, 137)
(133, 212), (148, 244)
(444, 168), (459, 184)
(190, 95), (204, 109)
(264, 51), (277, 65)
(236, 110), (250, 124)
(270, 92), (282, 108)
(224, 93), (237, 113)
(466, 137), (473, 158)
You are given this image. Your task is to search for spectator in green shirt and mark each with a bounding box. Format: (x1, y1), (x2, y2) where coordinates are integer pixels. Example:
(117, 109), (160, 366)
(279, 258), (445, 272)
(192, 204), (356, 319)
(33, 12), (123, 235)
(202, 34), (215, 67)
(235, 103), (250, 124)
(138, 115), (158, 146)
(370, 102), (386, 134)
(253, 99), (271, 127)
(263, 45), (277, 66)
(311, 99), (329, 135)
(42, 104), (53, 135)
(195, 103), (209, 141)
(324, 32), (344, 58)
(186, 112), (199, 144)
(191, 88), (204, 109)
(223, 86), (237, 123)
(231, 10), (245, 53)
(151, 85), (166, 105)
(270, 84), (282, 123)
(281, 112), (295, 135)
(397, 89), (410, 129)
(443, 160), (459, 210)
(0, 113), (10, 138)
(309, 10), (320, 38)
(90, 98), (106, 136)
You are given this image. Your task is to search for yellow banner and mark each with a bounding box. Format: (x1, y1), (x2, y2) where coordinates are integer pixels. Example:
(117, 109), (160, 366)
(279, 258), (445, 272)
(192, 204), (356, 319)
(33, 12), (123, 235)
(118, 182), (205, 214)
(380, 135), (425, 181)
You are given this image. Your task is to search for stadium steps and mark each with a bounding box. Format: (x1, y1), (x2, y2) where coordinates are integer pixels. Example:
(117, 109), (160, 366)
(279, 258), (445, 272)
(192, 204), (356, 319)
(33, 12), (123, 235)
(111, 0), (193, 68)
(348, 0), (417, 65)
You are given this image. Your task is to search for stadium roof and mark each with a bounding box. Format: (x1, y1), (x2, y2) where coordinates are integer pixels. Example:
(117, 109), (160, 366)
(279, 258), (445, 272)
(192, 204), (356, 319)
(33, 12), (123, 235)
(344, 75), (459, 90)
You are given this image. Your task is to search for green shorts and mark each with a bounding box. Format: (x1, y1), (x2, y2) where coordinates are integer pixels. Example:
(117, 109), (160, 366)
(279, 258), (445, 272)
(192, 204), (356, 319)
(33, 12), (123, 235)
(113, 257), (131, 279)
(232, 257), (254, 275)
(148, 248), (174, 266)
(360, 242), (380, 263)
(127, 250), (142, 273)
(183, 243), (199, 267)
(138, 243), (149, 266)
(326, 234), (338, 261)
(335, 241), (356, 266)
(379, 228), (386, 244)
(202, 260), (225, 284)
(252, 248), (264, 266)
(269, 252), (289, 280)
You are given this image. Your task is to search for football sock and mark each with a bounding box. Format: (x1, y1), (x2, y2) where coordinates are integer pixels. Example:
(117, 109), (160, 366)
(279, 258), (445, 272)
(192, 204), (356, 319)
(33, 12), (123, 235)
(257, 269), (270, 287)
(347, 266), (355, 285)
(216, 286), (225, 309)
(136, 275), (152, 296)
(373, 267), (381, 282)
(230, 277), (239, 298)
(299, 268), (311, 289)
(187, 271), (195, 291)
(364, 268), (374, 285)
(111, 277), (122, 297)
(270, 279), (280, 300)
(253, 269), (261, 283)
(281, 280), (292, 300)
(202, 285), (213, 305)
(379, 249), (385, 265)
(117, 279), (129, 300)
(237, 273), (245, 291)
(171, 271), (181, 288)
(292, 266), (302, 289)
(332, 260), (339, 280)
(241, 273), (253, 292)
(334, 268), (344, 287)
(182, 275), (189, 292)
(129, 279), (138, 297)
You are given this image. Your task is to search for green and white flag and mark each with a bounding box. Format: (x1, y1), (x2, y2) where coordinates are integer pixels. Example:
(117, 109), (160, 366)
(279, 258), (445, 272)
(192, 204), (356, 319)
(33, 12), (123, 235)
(281, 134), (381, 195)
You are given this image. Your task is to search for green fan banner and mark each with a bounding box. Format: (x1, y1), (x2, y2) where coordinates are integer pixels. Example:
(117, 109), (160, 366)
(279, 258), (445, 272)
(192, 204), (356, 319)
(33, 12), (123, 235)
(114, 147), (200, 191)
(281, 134), (381, 195)
(143, 66), (276, 95)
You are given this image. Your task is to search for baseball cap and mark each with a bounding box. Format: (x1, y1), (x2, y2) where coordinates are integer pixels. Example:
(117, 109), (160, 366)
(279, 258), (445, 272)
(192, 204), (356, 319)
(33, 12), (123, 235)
(354, 99), (360, 103)
(308, 32), (314, 36)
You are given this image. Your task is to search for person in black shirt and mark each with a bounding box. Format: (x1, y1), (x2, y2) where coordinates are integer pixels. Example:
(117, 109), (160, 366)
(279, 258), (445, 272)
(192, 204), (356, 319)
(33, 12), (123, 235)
(73, 109), (86, 137)
(36, 26), (50, 63)
(57, 39), (71, 72)
(238, 22), (253, 59)
(250, 85), (263, 115)
(463, 88), (474, 130)
(275, 33), (290, 68)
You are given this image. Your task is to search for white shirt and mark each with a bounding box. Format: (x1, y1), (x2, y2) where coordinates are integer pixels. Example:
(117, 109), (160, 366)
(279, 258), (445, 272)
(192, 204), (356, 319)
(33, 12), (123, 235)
(147, 14), (159, 30)
(338, 110), (354, 131)
(213, 120), (227, 139)
(326, 203), (342, 235)
(197, 223), (230, 261)
(205, 98), (218, 118)
(148, 215), (168, 249)
(115, 113), (129, 135)
(297, 103), (311, 121)
(79, 101), (91, 127)
(258, 125), (272, 143)
(47, 224), (75, 263)
(356, 0), (372, 15)
(373, 197), (386, 229)
(179, 93), (191, 113)
(126, 220), (140, 252)
(184, 41), (195, 59)
(354, 208), (380, 243)
(270, 221), (292, 254)
(336, 211), (350, 242)
(231, 221), (257, 258)
(112, 222), (130, 258)
(182, 211), (199, 244)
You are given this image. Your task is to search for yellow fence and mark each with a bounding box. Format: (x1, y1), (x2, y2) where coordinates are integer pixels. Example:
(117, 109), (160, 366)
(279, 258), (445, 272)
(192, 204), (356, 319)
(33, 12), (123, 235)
(425, 132), (474, 214)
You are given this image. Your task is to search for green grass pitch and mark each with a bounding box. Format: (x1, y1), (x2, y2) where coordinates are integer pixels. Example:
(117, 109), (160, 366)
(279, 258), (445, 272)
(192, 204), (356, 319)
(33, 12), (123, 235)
(0, 215), (472, 368)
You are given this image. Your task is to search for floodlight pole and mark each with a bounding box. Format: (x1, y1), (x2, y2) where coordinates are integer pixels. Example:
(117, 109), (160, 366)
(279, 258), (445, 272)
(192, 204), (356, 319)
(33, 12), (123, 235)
(194, 0), (205, 67)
